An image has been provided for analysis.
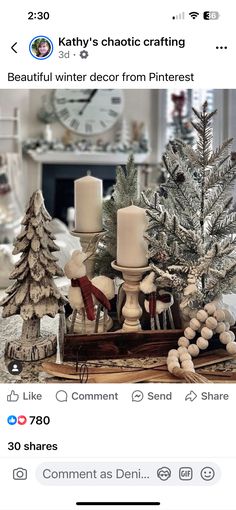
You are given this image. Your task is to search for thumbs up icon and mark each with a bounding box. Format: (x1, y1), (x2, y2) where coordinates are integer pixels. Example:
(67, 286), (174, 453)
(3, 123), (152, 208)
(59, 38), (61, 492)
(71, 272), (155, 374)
(7, 390), (19, 402)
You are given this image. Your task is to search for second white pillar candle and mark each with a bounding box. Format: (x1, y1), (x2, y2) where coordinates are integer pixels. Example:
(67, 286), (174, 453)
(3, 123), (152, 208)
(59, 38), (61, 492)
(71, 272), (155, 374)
(117, 205), (148, 267)
(74, 175), (103, 233)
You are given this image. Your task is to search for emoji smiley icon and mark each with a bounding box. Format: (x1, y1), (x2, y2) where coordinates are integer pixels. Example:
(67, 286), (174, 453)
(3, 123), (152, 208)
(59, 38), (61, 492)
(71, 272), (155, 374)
(200, 466), (215, 481)
(157, 467), (171, 481)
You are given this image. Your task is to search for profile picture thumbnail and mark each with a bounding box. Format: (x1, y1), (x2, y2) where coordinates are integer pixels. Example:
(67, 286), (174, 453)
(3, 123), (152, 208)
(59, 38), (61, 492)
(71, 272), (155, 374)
(29, 36), (53, 60)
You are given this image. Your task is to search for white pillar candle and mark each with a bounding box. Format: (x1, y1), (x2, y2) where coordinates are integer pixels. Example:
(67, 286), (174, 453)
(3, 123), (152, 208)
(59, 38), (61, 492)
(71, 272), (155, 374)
(74, 175), (103, 233)
(117, 205), (148, 267)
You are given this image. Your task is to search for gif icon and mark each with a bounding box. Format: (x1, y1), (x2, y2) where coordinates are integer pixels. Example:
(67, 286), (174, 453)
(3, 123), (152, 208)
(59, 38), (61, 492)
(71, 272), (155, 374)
(203, 11), (220, 20)
(179, 467), (193, 481)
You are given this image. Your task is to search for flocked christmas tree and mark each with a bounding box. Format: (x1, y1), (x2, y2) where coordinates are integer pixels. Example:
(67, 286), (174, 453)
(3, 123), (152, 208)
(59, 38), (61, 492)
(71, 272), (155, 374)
(1, 190), (67, 361)
(114, 119), (131, 152)
(95, 154), (143, 276)
(143, 102), (236, 312)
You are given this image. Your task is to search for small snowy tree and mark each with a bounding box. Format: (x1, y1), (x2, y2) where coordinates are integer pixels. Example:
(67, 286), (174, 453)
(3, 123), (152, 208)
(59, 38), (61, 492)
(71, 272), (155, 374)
(1, 190), (67, 360)
(114, 119), (131, 152)
(143, 102), (236, 309)
(95, 154), (143, 276)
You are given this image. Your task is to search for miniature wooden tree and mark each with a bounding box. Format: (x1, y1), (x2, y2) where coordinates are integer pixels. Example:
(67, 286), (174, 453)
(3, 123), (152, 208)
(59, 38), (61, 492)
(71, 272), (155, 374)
(1, 190), (67, 361)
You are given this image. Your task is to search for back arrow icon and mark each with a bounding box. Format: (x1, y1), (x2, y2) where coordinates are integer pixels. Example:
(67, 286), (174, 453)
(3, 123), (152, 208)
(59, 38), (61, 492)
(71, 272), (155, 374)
(11, 42), (17, 53)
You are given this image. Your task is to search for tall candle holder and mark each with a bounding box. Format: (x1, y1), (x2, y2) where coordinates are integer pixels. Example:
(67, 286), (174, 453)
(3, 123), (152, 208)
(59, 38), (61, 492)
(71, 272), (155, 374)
(111, 261), (150, 332)
(71, 230), (104, 279)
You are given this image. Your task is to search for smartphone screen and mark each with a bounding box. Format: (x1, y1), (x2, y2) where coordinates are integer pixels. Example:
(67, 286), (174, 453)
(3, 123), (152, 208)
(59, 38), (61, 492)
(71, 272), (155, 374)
(0, 1), (235, 509)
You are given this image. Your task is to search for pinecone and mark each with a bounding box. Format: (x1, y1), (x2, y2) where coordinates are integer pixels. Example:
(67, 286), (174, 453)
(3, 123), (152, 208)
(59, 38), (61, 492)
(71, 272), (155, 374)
(176, 172), (185, 183)
(159, 186), (168, 198)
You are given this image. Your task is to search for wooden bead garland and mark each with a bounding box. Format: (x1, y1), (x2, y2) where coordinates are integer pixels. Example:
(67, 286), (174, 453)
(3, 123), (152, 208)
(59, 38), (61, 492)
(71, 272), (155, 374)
(187, 344), (200, 357)
(184, 327), (196, 340)
(215, 322), (226, 334)
(226, 342), (236, 355)
(214, 310), (225, 322)
(204, 303), (216, 315)
(196, 337), (209, 350)
(178, 336), (190, 348)
(196, 309), (208, 322)
(189, 318), (201, 331)
(167, 301), (236, 378)
(205, 317), (217, 330)
(177, 346), (188, 355)
(219, 332), (231, 344)
(201, 326), (213, 340)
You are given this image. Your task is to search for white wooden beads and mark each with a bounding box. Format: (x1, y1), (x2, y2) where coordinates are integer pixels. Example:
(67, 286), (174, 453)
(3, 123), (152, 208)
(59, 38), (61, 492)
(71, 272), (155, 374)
(226, 342), (236, 355)
(168, 349), (179, 357)
(178, 336), (190, 348)
(187, 344), (200, 357)
(201, 327), (213, 340)
(167, 360), (180, 373)
(215, 322), (226, 334)
(168, 300), (236, 377)
(219, 332), (232, 345)
(178, 346), (188, 355)
(180, 352), (191, 362)
(196, 309), (208, 322)
(196, 337), (209, 350)
(205, 317), (218, 330)
(214, 310), (225, 322)
(204, 303), (216, 315)
(190, 318), (201, 331)
(184, 327), (196, 340)
(182, 360), (194, 371)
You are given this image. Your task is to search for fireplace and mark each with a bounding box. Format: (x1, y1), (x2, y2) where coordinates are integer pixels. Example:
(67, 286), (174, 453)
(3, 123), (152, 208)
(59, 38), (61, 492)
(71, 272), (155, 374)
(42, 164), (116, 224)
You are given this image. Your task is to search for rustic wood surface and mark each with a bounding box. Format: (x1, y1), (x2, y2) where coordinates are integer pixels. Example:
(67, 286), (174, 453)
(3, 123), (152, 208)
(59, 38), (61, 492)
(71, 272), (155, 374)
(42, 349), (236, 383)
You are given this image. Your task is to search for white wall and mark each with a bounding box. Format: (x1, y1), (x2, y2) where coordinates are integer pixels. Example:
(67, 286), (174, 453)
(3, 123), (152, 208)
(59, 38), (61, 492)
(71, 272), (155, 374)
(0, 88), (159, 157)
(0, 90), (30, 152)
(1, 88), (236, 203)
(28, 89), (153, 137)
(1, 88), (236, 154)
(0, 89), (159, 203)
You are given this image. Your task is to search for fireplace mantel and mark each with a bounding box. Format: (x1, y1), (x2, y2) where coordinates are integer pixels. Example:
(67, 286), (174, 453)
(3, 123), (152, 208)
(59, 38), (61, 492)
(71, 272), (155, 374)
(24, 150), (149, 204)
(26, 150), (149, 165)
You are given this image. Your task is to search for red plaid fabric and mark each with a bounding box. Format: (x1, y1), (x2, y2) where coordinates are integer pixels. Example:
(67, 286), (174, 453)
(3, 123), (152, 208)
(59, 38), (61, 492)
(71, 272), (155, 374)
(148, 291), (171, 317)
(71, 276), (111, 321)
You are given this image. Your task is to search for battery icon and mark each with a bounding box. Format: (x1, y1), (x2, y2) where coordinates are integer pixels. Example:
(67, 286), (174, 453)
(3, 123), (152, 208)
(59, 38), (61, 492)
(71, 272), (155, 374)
(203, 11), (220, 20)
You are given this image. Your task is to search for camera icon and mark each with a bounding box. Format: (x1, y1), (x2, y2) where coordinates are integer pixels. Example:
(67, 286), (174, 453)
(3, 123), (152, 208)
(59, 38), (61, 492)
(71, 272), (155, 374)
(13, 467), (27, 480)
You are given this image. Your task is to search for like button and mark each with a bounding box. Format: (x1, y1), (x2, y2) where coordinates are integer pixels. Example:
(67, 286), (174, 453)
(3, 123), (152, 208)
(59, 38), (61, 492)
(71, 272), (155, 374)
(7, 390), (19, 402)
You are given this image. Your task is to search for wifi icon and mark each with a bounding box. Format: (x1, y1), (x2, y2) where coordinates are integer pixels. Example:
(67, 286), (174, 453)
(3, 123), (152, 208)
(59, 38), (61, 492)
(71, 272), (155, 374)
(189, 11), (199, 19)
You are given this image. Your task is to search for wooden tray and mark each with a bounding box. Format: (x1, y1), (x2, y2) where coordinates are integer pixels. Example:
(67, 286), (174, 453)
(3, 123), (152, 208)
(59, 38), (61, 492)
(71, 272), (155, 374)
(63, 329), (184, 361)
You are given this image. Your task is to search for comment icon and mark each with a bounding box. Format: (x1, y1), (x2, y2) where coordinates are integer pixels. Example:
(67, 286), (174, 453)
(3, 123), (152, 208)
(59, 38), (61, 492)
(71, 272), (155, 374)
(55, 390), (68, 402)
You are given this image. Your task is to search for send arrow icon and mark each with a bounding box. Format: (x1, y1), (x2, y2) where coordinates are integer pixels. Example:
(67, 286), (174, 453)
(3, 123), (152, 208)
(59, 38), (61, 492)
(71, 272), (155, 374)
(11, 42), (17, 53)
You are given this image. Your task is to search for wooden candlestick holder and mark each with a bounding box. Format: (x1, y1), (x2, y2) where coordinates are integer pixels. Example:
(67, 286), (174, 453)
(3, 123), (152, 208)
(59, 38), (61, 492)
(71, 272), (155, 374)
(71, 230), (104, 279)
(111, 261), (150, 332)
